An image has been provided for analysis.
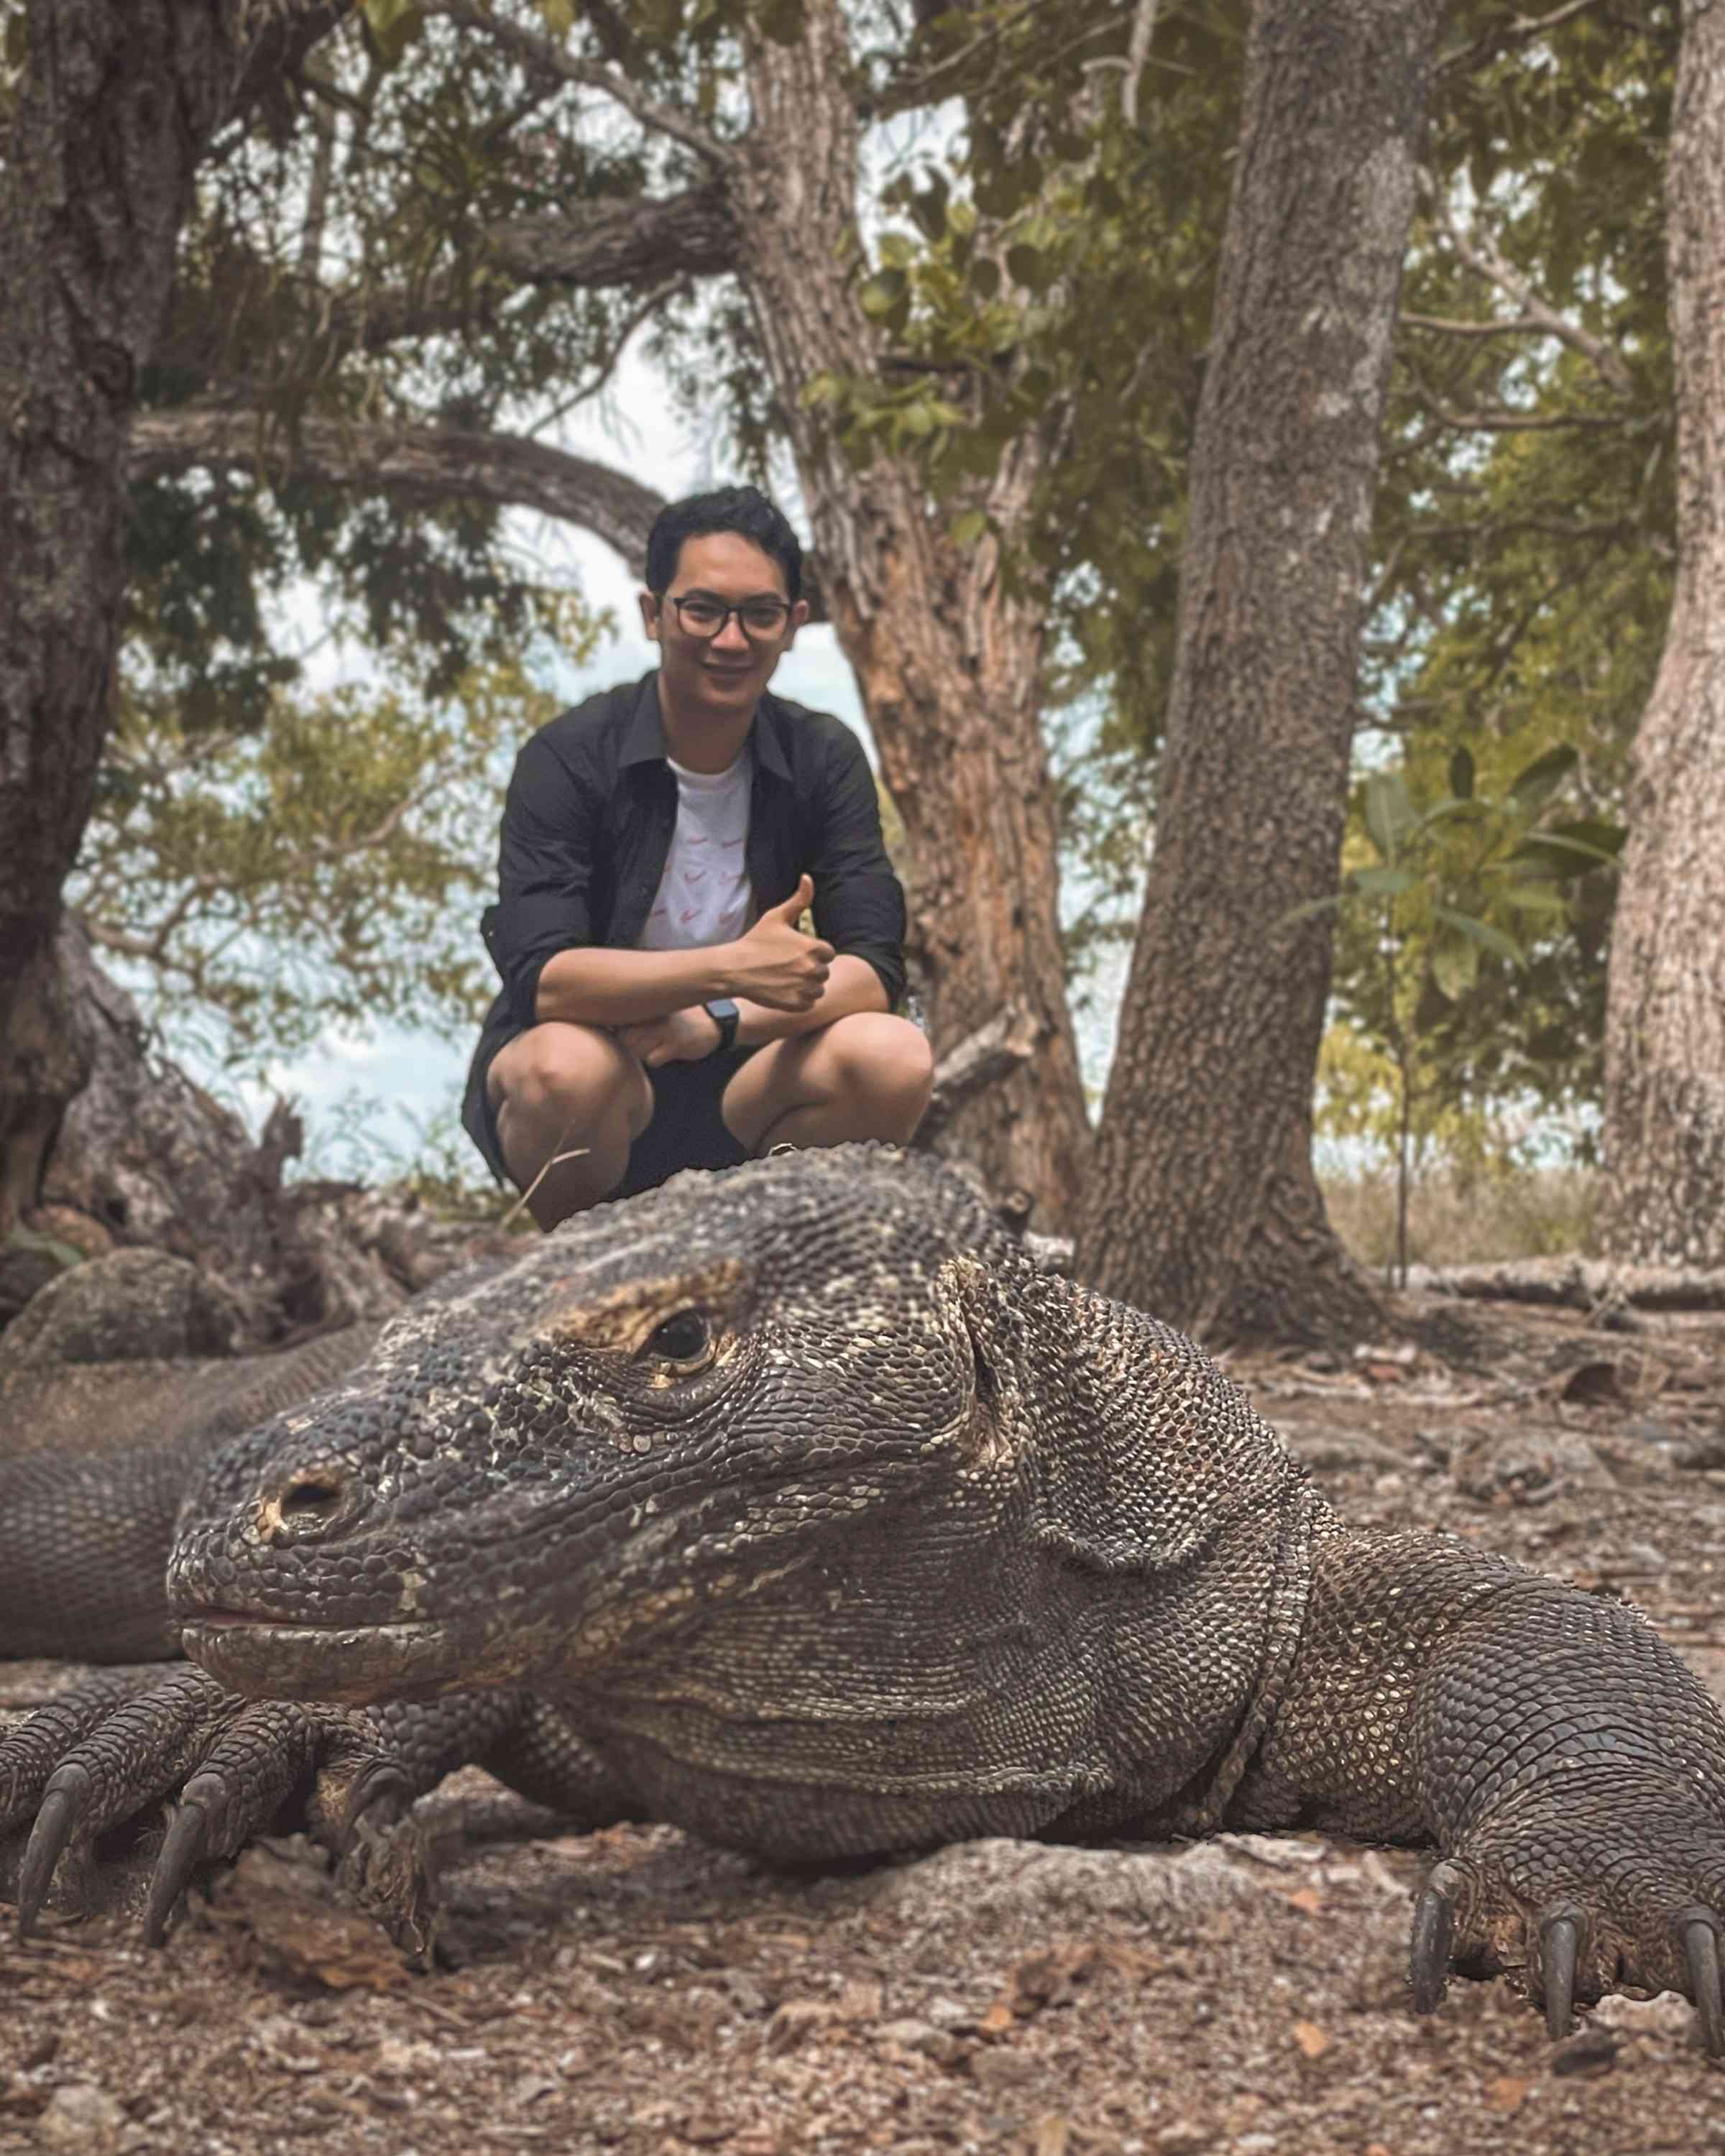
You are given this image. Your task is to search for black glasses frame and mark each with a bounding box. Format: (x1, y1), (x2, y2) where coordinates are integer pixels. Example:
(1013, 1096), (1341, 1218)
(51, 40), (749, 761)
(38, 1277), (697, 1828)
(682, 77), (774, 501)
(663, 591), (794, 641)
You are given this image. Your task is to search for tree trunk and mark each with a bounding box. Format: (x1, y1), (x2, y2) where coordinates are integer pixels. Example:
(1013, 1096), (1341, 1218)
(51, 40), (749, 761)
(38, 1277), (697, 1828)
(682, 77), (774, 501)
(0, 0), (341, 1238)
(1075, 0), (1448, 1344)
(733, 1), (1092, 1231)
(1602, 0), (1725, 1266)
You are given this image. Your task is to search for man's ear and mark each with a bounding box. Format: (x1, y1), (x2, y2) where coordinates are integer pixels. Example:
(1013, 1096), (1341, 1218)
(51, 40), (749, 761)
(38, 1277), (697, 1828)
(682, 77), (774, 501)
(784, 597), (809, 648)
(639, 590), (662, 642)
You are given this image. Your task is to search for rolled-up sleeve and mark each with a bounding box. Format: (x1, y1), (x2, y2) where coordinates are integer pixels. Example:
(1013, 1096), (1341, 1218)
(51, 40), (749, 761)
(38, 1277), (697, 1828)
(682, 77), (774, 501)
(481, 731), (602, 1027)
(806, 726), (908, 1010)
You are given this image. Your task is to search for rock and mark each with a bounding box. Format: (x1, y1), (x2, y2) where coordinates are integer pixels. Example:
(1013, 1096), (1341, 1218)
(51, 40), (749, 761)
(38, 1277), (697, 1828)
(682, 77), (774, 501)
(1592, 1990), (1697, 2041)
(1154, 2124), (1211, 2153)
(0, 1238), (69, 1328)
(37, 2083), (125, 2147)
(0, 1247), (244, 1367)
(878, 2018), (960, 2061)
(1449, 1429), (1600, 1507)
(850, 1837), (1302, 1936)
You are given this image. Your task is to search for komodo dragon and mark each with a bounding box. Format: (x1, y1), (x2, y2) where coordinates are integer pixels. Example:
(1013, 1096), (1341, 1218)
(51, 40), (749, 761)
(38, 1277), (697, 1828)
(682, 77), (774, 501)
(3, 1144), (1724, 2050)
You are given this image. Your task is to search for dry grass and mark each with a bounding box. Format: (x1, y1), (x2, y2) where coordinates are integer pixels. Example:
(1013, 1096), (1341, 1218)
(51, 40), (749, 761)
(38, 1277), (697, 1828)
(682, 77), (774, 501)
(1320, 1162), (1603, 1274)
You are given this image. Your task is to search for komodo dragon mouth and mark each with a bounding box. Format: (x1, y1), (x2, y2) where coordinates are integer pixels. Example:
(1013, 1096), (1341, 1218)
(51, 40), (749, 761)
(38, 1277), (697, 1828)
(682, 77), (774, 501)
(179, 1613), (454, 1700)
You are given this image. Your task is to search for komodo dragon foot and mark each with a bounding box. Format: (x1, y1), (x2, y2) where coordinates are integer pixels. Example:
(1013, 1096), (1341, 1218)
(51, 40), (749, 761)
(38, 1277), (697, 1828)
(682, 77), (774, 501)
(0, 1670), (552, 1952)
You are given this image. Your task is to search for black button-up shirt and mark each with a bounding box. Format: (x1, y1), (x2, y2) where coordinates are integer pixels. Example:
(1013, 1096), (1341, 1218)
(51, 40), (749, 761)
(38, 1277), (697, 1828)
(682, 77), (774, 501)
(461, 672), (908, 1176)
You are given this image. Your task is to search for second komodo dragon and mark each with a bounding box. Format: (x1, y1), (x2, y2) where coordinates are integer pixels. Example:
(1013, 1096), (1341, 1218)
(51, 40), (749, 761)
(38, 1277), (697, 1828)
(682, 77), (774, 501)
(3, 1145), (1724, 2046)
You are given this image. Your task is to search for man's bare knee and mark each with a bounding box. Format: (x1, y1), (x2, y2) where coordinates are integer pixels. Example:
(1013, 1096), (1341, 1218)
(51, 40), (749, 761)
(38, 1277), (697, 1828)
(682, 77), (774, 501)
(488, 1024), (650, 1227)
(828, 1013), (934, 1123)
(491, 1024), (647, 1127)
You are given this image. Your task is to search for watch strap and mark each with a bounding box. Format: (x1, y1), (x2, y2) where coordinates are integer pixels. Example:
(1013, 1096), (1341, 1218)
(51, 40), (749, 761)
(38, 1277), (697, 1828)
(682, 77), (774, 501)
(703, 999), (740, 1054)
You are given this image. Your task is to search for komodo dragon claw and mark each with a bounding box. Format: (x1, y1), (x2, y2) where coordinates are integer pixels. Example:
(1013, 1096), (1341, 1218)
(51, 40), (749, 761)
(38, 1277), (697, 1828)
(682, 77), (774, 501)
(1407, 1862), (1459, 2016)
(1409, 1855), (1725, 2053)
(1679, 1909), (1725, 2055)
(1538, 1905), (1582, 2042)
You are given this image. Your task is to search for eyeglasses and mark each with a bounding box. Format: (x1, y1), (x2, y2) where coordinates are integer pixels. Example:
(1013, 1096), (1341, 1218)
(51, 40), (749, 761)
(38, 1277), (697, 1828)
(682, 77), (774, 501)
(663, 591), (794, 640)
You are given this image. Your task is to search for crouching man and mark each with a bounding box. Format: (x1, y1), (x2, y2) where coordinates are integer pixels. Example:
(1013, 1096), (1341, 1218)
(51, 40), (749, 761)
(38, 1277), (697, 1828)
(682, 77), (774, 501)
(461, 485), (934, 1227)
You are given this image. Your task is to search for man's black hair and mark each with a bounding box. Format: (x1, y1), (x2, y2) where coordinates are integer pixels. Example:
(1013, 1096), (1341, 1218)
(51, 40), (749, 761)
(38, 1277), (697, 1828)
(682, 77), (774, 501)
(644, 485), (803, 604)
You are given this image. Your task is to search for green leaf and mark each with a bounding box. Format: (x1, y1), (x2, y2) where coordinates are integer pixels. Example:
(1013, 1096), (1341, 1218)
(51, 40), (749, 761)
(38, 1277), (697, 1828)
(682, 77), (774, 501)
(360, 0), (426, 65)
(949, 509), (988, 546)
(757, 0), (807, 45)
(1549, 819), (1627, 858)
(968, 258), (1001, 301)
(1351, 865), (1417, 898)
(1507, 744), (1579, 813)
(6, 1226), (85, 1275)
(1448, 746), (1475, 800)
(858, 270), (907, 320)
(1509, 821), (1627, 877)
(1006, 244), (1057, 295)
(1499, 883), (1571, 914)
(1430, 932), (1479, 1003)
(1279, 895), (1343, 928)
(1432, 906), (1526, 967)
(908, 179), (949, 244)
(1361, 770), (1413, 862)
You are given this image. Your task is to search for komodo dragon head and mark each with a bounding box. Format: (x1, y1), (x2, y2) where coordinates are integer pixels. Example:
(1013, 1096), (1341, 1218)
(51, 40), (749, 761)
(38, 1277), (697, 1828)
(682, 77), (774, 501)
(169, 1146), (1056, 1705)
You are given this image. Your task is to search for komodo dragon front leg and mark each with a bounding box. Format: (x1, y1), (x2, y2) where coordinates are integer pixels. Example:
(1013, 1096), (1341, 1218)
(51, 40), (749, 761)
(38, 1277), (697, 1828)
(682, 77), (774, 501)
(0, 1672), (644, 1945)
(1233, 1526), (1725, 2046)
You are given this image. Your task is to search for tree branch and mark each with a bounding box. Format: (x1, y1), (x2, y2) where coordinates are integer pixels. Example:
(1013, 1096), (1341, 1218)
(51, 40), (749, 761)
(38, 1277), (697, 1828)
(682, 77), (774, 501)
(232, 1), (356, 120)
(1419, 175), (1634, 395)
(426, 0), (733, 170)
(1400, 310), (1554, 339)
(129, 408), (668, 567)
(1121, 0), (1161, 128)
(126, 406), (834, 617)
(1436, 0), (1611, 77)
(323, 183), (737, 354)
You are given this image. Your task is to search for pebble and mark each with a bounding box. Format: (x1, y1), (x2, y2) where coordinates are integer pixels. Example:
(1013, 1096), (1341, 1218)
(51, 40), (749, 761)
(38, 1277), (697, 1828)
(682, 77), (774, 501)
(37, 2085), (125, 2146)
(1592, 1991), (1697, 2040)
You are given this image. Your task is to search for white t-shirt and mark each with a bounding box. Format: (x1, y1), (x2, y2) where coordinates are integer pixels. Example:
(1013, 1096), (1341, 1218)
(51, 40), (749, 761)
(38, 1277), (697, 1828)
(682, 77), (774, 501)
(638, 752), (755, 952)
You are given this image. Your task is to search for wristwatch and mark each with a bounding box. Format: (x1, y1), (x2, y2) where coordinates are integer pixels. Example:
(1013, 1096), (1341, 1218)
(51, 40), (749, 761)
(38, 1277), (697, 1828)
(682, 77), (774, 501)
(704, 998), (740, 1054)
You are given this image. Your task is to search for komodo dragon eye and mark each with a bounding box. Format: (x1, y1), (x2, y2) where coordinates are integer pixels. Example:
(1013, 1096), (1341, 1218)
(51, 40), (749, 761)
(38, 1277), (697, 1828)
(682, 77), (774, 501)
(639, 1309), (714, 1369)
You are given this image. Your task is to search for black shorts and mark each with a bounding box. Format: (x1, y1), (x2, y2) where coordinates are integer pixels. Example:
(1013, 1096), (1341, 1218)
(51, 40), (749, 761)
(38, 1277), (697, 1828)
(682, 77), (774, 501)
(466, 1038), (760, 1202)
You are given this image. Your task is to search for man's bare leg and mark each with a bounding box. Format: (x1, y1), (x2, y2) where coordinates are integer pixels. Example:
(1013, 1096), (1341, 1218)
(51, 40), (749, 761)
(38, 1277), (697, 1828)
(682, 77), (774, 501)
(722, 1012), (934, 1156)
(487, 1023), (653, 1229)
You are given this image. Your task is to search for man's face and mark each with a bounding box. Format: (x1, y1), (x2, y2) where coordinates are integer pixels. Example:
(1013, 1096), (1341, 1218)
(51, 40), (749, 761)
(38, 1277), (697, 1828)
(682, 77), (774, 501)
(641, 533), (806, 726)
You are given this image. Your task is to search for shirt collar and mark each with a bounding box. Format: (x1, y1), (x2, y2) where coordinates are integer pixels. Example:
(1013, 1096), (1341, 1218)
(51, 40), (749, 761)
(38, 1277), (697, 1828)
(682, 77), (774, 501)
(622, 671), (794, 783)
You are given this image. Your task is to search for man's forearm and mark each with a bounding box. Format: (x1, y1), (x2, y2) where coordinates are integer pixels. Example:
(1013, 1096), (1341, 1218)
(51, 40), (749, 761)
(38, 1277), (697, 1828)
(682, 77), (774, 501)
(735, 955), (888, 1045)
(534, 945), (737, 1027)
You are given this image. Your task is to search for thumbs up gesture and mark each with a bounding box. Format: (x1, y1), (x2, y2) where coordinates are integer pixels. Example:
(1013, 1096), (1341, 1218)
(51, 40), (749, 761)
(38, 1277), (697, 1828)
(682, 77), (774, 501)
(725, 876), (834, 1010)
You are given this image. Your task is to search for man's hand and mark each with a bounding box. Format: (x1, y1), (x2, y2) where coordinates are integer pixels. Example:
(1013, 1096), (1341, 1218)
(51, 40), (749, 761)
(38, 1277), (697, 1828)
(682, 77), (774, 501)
(617, 1008), (723, 1069)
(725, 876), (834, 1011)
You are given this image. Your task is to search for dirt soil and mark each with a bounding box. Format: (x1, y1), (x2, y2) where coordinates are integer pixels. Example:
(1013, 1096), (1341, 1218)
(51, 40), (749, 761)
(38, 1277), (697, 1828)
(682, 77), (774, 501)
(4, 1289), (1725, 2155)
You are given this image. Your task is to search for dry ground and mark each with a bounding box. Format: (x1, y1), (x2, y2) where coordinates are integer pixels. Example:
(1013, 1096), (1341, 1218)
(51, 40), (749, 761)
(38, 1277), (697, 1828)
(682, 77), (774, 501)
(4, 1288), (1725, 2155)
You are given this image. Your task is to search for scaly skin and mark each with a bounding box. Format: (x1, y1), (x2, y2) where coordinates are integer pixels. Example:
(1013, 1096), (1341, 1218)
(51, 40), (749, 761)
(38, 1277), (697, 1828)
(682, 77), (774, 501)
(2, 1146), (1723, 2042)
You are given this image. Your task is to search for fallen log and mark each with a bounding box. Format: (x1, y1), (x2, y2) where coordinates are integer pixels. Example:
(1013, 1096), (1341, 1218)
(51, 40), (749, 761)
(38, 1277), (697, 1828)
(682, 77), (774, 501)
(1405, 1256), (1725, 1313)
(916, 1002), (1042, 1141)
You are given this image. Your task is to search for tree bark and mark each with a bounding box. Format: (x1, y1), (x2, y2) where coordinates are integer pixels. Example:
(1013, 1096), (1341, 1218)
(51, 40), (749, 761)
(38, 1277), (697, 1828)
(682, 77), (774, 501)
(1602, 0), (1725, 1266)
(1075, 0), (1448, 1343)
(0, 0), (343, 1237)
(733, 0), (1092, 1228)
